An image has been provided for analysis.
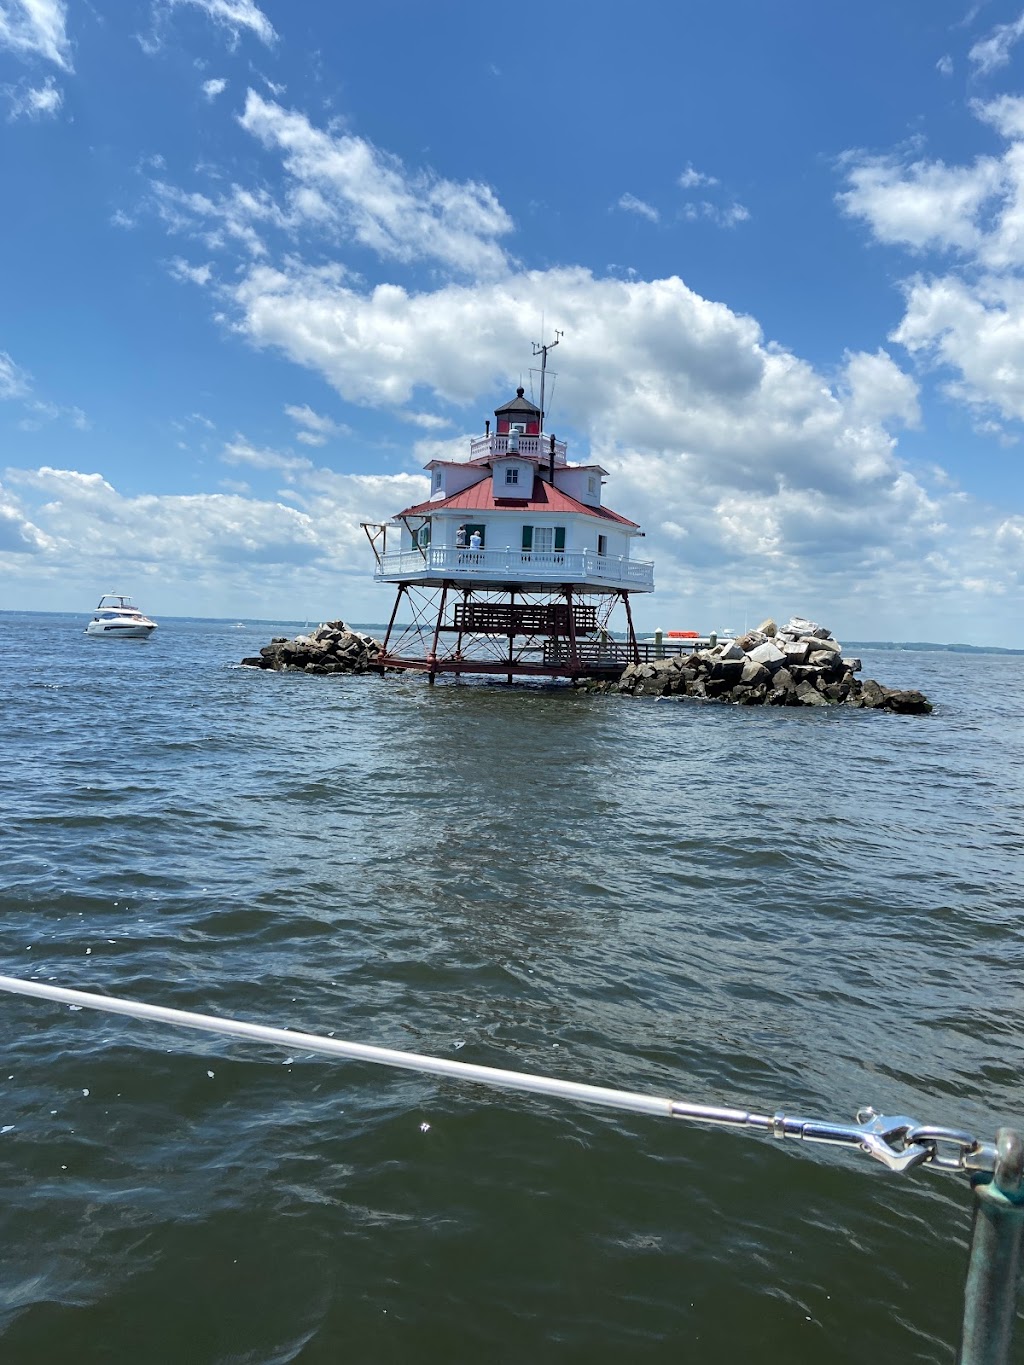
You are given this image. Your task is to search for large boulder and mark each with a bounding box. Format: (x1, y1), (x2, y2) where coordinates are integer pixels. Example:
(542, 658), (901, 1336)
(243, 620), (386, 675)
(610, 611), (931, 714)
(747, 640), (786, 667)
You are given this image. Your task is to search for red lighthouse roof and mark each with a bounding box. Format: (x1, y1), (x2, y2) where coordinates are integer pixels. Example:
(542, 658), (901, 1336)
(396, 472), (638, 526)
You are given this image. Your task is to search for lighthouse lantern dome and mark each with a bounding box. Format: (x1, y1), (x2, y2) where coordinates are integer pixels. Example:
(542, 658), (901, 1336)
(493, 386), (540, 436)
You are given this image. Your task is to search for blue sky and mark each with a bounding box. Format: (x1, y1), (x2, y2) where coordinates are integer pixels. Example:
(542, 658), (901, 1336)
(2, 1), (1024, 644)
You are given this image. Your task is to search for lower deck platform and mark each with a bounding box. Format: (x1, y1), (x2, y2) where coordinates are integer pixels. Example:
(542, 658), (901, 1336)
(377, 584), (642, 682)
(377, 653), (629, 680)
(382, 638), (638, 682)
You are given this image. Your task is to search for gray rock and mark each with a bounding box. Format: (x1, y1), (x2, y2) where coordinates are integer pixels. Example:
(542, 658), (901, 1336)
(710, 658), (745, 684)
(246, 619), (384, 674)
(747, 640), (786, 666)
(740, 659), (770, 686)
(782, 641), (811, 665)
(882, 689), (933, 714)
(783, 616), (827, 638)
(735, 630), (767, 652)
(796, 680), (827, 705)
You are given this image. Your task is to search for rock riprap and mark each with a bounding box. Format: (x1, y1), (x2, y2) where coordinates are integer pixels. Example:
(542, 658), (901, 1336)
(242, 621), (385, 674)
(611, 616), (932, 713)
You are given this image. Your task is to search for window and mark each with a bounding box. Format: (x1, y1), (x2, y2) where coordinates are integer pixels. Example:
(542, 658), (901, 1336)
(597, 534), (608, 556)
(415, 523), (431, 548)
(522, 525), (565, 553)
(463, 522), (486, 548)
(433, 470), (442, 489)
(510, 423), (527, 434)
(505, 467), (519, 485)
(588, 476), (598, 495)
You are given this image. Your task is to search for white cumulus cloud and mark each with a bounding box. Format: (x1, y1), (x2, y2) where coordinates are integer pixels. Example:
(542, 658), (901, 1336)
(616, 193), (659, 223)
(283, 404), (351, 446)
(237, 90), (514, 278)
(678, 165), (719, 189)
(0, 350), (31, 399)
(168, 0), (275, 46)
(0, 0), (72, 69)
(0, 477), (54, 553)
(837, 149), (1002, 256)
(221, 436), (313, 475)
(839, 95), (1024, 427)
(5, 74), (62, 119)
(140, 92), (516, 281)
(837, 349), (920, 429)
(0, 458), (434, 619)
(969, 11), (1024, 74)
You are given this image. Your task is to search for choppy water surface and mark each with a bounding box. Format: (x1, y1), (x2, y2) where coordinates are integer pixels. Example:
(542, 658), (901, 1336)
(1, 612), (1022, 1363)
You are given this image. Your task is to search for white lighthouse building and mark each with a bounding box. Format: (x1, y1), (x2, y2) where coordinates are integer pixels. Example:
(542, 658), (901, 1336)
(364, 359), (654, 682)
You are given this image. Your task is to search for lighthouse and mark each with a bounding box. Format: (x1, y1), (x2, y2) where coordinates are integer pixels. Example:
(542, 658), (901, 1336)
(363, 355), (655, 682)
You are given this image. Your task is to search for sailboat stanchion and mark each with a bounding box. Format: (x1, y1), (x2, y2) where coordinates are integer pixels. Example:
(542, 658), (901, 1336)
(958, 1128), (1024, 1365)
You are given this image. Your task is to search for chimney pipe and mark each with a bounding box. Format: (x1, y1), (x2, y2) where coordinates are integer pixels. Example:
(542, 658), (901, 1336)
(549, 434), (556, 484)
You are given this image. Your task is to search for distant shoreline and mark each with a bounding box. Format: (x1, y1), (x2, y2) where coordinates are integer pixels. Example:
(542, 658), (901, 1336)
(3, 612), (1023, 655)
(843, 641), (1024, 656)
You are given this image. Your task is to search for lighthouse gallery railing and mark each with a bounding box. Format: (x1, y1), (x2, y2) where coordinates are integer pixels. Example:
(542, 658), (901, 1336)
(375, 545), (655, 589)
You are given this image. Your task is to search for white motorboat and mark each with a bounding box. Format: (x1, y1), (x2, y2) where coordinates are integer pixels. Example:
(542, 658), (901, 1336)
(85, 594), (158, 638)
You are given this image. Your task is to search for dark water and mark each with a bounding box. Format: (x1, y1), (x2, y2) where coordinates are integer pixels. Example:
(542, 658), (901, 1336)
(1, 611), (1022, 1363)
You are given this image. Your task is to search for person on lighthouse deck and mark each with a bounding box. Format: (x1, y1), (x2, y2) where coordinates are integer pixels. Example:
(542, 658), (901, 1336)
(469, 529), (482, 551)
(456, 525), (467, 548)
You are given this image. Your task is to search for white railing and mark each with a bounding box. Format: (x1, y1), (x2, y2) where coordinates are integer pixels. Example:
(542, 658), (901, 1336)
(374, 546), (654, 590)
(468, 434), (568, 462)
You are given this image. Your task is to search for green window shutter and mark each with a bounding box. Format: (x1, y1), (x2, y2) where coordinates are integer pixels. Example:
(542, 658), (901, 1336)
(554, 526), (565, 551)
(521, 526), (533, 550)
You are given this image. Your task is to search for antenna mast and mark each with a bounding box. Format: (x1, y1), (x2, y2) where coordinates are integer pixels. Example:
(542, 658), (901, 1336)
(532, 330), (562, 435)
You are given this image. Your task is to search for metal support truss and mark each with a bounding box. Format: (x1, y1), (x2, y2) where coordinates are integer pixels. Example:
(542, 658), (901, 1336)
(377, 583), (639, 681)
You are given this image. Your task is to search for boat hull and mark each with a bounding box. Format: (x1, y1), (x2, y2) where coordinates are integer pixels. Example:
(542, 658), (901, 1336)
(85, 621), (157, 638)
